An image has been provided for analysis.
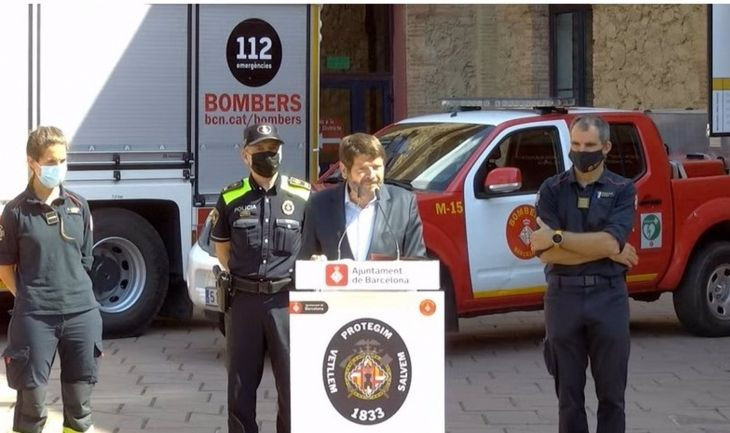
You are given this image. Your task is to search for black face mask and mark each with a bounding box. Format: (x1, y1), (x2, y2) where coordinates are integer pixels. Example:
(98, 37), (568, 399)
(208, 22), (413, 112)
(569, 149), (605, 173)
(250, 151), (280, 178)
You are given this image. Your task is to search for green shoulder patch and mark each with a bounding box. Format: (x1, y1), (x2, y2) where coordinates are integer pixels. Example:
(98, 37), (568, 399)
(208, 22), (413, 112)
(222, 179), (251, 205)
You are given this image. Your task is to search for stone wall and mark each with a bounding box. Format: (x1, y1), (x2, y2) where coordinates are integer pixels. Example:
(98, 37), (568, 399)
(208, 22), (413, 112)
(320, 5), (390, 74)
(404, 5), (478, 116)
(404, 5), (550, 116)
(402, 5), (707, 115)
(592, 5), (707, 109)
(492, 5), (550, 100)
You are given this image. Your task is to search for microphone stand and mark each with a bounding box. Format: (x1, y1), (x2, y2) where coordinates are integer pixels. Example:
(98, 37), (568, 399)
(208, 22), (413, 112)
(336, 182), (362, 260)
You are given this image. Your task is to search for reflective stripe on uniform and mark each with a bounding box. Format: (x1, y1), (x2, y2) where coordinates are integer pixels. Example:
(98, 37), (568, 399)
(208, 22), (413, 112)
(62, 426), (94, 433)
(280, 175), (311, 201)
(223, 178), (252, 205)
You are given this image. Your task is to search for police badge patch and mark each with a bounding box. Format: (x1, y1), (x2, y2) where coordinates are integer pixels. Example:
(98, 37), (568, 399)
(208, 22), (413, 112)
(282, 200), (295, 215)
(322, 318), (411, 425)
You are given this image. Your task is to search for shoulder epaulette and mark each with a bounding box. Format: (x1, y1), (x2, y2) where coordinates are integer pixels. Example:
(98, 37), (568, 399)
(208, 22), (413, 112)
(65, 190), (84, 208)
(221, 179), (252, 205)
(280, 175), (311, 201)
(288, 176), (311, 191)
(222, 180), (244, 193)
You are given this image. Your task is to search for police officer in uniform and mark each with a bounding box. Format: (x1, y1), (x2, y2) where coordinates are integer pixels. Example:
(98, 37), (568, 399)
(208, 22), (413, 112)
(0, 126), (102, 433)
(211, 123), (310, 433)
(530, 115), (638, 433)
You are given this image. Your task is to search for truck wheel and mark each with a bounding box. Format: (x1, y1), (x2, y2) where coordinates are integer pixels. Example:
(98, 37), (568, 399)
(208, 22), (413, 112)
(441, 265), (459, 333)
(673, 242), (730, 337)
(91, 208), (169, 337)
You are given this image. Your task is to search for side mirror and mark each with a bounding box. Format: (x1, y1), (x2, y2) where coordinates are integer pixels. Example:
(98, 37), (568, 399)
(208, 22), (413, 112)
(197, 212), (217, 257)
(485, 167), (522, 194)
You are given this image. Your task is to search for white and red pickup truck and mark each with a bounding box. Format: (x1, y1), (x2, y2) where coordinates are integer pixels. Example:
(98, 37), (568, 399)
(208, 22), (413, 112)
(316, 103), (730, 336)
(190, 102), (730, 337)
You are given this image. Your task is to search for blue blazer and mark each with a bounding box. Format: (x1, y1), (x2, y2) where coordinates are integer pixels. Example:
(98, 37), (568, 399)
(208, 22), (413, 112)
(299, 182), (427, 260)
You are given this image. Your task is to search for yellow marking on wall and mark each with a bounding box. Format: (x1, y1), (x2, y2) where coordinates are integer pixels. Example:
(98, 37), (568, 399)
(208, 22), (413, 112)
(308, 5), (321, 184)
(712, 78), (730, 91)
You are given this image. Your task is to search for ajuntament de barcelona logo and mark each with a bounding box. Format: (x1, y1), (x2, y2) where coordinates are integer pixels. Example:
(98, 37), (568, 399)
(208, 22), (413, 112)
(322, 318), (412, 425)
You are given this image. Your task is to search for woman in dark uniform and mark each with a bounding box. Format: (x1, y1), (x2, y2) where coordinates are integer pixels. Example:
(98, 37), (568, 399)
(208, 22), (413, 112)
(0, 126), (102, 433)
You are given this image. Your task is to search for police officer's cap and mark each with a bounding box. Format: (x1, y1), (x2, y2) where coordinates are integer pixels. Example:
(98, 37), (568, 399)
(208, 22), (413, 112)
(243, 123), (284, 147)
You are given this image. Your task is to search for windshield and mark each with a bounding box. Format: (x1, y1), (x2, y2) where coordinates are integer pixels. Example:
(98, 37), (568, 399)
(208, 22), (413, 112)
(377, 123), (493, 191)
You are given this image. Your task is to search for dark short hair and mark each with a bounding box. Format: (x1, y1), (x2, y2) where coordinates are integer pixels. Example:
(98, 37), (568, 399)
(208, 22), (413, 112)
(339, 133), (386, 170)
(27, 126), (68, 160)
(570, 115), (610, 144)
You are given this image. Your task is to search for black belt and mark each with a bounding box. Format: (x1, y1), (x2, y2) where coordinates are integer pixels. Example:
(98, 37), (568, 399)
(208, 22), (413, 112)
(231, 275), (292, 294)
(548, 275), (625, 287)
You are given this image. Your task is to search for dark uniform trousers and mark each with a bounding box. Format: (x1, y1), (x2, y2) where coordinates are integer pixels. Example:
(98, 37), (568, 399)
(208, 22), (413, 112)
(543, 277), (630, 433)
(3, 309), (102, 433)
(226, 291), (290, 433)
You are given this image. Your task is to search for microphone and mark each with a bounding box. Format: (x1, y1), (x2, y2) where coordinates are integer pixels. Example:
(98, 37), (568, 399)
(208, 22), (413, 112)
(374, 187), (401, 261)
(336, 182), (363, 260)
(336, 223), (351, 261)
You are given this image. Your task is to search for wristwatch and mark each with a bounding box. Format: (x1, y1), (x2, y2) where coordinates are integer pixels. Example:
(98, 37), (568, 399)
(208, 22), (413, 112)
(552, 230), (564, 247)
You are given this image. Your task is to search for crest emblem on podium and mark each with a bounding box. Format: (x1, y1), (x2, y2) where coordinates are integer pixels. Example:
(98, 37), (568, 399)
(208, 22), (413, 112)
(322, 318), (411, 425)
(325, 264), (348, 286)
(345, 348), (391, 400)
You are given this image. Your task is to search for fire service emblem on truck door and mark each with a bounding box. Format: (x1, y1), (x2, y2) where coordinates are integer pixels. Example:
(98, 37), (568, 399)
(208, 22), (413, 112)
(506, 204), (539, 260)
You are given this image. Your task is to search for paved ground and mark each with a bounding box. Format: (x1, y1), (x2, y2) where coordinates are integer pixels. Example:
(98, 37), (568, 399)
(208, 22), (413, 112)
(1, 293), (730, 433)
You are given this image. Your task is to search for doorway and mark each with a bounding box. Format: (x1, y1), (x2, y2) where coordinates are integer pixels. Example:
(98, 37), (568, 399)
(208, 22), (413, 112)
(318, 5), (392, 175)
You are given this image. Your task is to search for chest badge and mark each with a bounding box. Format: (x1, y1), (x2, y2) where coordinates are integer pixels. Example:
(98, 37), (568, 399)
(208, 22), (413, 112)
(67, 206), (81, 215)
(234, 206), (252, 218)
(282, 200), (295, 215)
(0, 225), (4, 242)
(44, 211), (59, 225)
(596, 191), (615, 199)
(577, 197), (590, 209)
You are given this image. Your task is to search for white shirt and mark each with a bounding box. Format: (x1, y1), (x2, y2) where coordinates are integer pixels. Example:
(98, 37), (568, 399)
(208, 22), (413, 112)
(343, 185), (377, 261)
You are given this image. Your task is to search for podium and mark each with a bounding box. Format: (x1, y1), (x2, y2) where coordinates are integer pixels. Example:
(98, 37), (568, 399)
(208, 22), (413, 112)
(290, 260), (444, 433)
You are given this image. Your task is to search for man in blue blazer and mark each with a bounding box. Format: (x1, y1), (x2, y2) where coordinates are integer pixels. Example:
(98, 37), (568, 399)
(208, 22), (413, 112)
(300, 133), (426, 261)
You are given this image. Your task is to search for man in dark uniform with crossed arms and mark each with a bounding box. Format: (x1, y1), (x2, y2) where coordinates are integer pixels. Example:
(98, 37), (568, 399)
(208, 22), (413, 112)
(211, 123), (310, 433)
(531, 115), (638, 433)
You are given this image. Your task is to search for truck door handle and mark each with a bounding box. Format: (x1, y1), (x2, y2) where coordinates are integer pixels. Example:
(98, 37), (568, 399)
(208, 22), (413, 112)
(639, 197), (662, 206)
